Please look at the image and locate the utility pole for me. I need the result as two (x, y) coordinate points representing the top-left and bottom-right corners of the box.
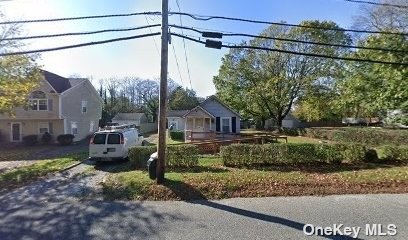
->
(157, 0), (169, 184)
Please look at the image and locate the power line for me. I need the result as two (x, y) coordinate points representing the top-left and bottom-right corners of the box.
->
(169, 12), (408, 36)
(169, 24), (407, 53)
(171, 40), (185, 87)
(3, 24), (161, 40)
(3, 9), (405, 37)
(171, 33), (408, 66)
(175, 0), (193, 90)
(0, 32), (160, 56)
(344, 0), (408, 9)
(0, 11), (161, 25)
(144, 16), (161, 57)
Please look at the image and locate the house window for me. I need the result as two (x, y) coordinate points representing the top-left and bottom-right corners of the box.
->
(81, 101), (88, 113)
(29, 91), (48, 111)
(71, 122), (78, 135)
(195, 118), (204, 129)
(221, 117), (231, 133)
(39, 122), (49, 134)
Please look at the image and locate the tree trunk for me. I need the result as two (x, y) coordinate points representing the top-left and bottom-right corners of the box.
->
(277, 117), (283, 128)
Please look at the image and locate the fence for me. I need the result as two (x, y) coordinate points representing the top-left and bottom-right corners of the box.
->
(140, 122), (158, 133)
(190, 135), (287, 154)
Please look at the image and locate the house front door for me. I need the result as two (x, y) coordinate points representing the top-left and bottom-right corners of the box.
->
(11, 123), (21, 142)
(169, 120), (178, 130)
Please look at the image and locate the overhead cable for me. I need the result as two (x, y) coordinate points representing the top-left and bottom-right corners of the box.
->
(0, 32), (160, 56)
(169, 12), (408, 36)
(171, 33), (408, 66)
(4, 24), (161, 40)
(0, 11), (161, 25)
(344, 0), (408, 9)
(169, 24), (407, 53)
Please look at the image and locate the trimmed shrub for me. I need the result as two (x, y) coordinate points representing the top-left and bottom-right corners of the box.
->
(129, 146), (157, 169)
(301, 128), (408, 146)
(129, 144), (199, 169)
(279, 128), (300, 136)
(169, 131), (184, 141)
(383, 145), (408, 162)
(57, 134), (75, 146)
(220, 143), (368, 167)
(167, 145), (198, 168)
(22, 135), (38, 146)
(315, 144), (343, 164)
(335, 143), (366, 164)
(41, 132), (52, 144)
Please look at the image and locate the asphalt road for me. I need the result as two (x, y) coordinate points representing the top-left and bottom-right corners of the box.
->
(0, 192), (406, 240)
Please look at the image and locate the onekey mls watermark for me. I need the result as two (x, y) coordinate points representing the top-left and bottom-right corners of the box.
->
(303, 224), (397, 238)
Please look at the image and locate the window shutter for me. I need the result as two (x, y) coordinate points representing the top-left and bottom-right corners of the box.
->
(216, 117), (220, 132)
(232, 117), (237, 133)
(48, 99), (53, 111)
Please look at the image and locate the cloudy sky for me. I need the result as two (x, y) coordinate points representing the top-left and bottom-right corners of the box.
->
(1, 0), (362, 97)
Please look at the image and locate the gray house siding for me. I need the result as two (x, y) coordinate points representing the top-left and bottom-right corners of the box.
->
(167, 117), (185, 131)
(61, 80), (102, 141)
(200, 99), (241, 133)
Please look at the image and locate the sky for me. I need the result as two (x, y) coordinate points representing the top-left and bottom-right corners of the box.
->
(0, 0), (363, 97)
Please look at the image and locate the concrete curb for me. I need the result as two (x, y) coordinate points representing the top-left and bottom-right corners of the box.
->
(58, 161), (83, 173)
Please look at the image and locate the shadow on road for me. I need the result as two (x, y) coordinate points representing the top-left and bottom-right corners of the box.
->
(164, 178), (361, 240)
(196, 200), (361, 240)
(0, 180), (184, 240)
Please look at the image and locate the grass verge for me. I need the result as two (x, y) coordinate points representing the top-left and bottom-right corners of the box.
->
(102, 156), (408, 201)
(0, 152), (87, 191)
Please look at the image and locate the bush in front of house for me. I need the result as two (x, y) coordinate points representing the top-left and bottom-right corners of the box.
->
(169, 130), (184, 141)
(129, 146), (157, 169)
(383, 145), (408, 162)
(22, 135), (38, 146)
(336, 143), (367, 164)
(302, 128), (335, 140)
(301, 128), (408, 146)
(279, 128), (300, 136)
(57, 134), (75, 146)
(167, 145), (199, 168)
(220, 143), (367, 167)
(129, 145), (199, 169)
(41, 132), (52, 144)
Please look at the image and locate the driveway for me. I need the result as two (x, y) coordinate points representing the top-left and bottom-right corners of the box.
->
(0, 140), (88, 173)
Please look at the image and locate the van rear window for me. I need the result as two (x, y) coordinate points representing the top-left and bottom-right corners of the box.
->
(107, 134), (121, 144)
(93, 134), (106, 144)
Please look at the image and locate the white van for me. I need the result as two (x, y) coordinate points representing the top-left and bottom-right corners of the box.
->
(89, 124), (144, 161)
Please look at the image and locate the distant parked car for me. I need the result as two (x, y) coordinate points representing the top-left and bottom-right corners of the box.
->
(89, 124), (143, 162)
(342, 118), (366, 125)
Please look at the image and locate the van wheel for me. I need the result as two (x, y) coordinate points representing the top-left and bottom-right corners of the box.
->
(123, 157), (130, 162)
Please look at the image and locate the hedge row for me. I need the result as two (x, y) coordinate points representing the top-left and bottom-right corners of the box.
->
(129, 145), (198, 169)
(21, 133), (74, 146)
(301, 128), (408, 146)
(169, 131), (184, 141)
(383, 145), (408, 162)
(220, 143), (367, 167)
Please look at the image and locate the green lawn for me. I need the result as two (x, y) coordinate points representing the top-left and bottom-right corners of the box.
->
(0, 152), (87, 191)
(102, 156), (408, 201)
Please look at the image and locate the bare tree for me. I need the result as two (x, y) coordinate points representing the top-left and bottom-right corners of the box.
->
(353, 0), (408, 32)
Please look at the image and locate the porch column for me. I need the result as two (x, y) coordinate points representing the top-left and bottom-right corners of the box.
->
(210, 118), (212, 131)
(184, 118), (187, 142)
